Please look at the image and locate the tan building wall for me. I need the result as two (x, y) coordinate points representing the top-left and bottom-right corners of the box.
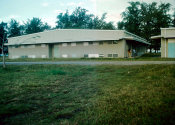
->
(8, 40), (147, 59)
(52, 40), (125, 58)
(8, 44), (49, 59)
(161, 28), (175, 38)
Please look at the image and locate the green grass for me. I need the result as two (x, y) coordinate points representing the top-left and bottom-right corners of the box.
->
(0, 64), (175, 124)
(1, 57), (175, 62)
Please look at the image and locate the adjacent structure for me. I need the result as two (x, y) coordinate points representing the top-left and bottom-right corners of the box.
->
(151, 28), (175, 58)
(6, 29), (149, 59)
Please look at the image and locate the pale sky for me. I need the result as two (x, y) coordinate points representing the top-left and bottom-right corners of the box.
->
(0, 0), (175, 27)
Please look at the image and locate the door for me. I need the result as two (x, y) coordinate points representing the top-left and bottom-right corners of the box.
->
(49, 44), (53, 58)
(54, 45), (59, 58)
(168, 42), (175, 58)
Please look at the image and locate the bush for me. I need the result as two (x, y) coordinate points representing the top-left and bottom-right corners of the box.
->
(141, 53), (161, 57)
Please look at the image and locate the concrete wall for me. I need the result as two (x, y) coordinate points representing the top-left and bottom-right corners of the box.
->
(8, 40), (148, 59)
(161, 28), (175, 38)
(52, 40), (125, 58)
(8, 44), (49, 59)
(161, 38), (168, 58)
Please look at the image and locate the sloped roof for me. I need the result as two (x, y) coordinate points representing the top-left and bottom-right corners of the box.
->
(6, 29), (149, 45)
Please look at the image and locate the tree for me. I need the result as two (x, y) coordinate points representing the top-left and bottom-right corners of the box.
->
(118, 2), (172, 53)
(92, 13), (115, 30)
(25, 17), (51, 34)
(172, 9), (175, 27)
(0, 22), (8, 68)
(56, 10), (71, 29)
(119, 2), (141, 35)
(8, 19), (21, 37)
(56, 7), (115, 30)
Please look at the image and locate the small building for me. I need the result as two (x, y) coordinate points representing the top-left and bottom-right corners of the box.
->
(6, 29), (149, 59)
(151, 28), (175, 58)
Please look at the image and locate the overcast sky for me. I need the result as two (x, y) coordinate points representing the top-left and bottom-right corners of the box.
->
(0, 0), (175, 27)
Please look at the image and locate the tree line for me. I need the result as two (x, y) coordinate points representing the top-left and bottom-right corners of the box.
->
(0, 2), (175, 52)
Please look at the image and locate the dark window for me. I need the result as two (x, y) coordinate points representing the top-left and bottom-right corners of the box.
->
(21, 55), (28, 58)
(99, 42), (103, 45)
(113, 54), (118, 58)
(99, 54), (104, 58)
(108, 41), (112, 44)
(108, 54), (112, 57)
(89, 41), (93, 44)
(84, 54), (88, 58)
(113, 41), (118, 44)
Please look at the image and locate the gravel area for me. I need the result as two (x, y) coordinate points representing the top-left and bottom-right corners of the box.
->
(0, 61), (175, 65)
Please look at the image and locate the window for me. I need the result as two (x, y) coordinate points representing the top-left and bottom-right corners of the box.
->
(108, 41), (112, 44)
(62, 54), (68, 58)
(62, 43), (67, 47)
(21, 55), (28, 58)
(84, 42), (89, 46)
(89, 41), (93, 45)
(113, 54), (118, 58)
(89, 54), (99, 58)
(28, 55), (36, 58)
(99, 42), (103, 45)
(41, 55), (47, 58)
(108, 54), (112, 57)
(99, 54), (104, 58)
(71, 43), (76, 46)
(84, 54), (88, 58)
(113, 41), (118, 44)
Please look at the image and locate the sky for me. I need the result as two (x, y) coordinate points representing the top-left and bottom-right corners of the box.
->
(0, 0), (175, 27)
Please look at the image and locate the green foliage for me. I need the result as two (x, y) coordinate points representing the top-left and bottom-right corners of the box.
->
(56, 7), (115, 30)
(0, 22), (7, 44)
(140, 53), (161, 57)
(8, 19), (21, 37)
(118, 2), (172, 52)
(172, 9), (175, 27)
(25, 17), (51, 34)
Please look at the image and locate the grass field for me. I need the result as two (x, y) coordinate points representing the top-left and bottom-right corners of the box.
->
(0, 64), (175, 124)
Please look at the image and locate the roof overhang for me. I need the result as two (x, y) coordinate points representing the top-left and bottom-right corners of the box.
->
(151, 35), (161, 40)
(151, 35), (175, 40)
(123, 37), (151, 45)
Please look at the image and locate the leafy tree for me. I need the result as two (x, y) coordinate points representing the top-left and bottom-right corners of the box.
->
(56, 10), (71, 29)
(25, 17), (51, 34)
(0, 22), (8, 48)
(56, 7), (115, 30)
(8, 19), (21, 37)
(118, 2), (172, 53)
(172, 9), (175, 27)
(120, 2), (141, 35)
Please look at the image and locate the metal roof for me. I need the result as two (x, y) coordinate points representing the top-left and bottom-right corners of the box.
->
(6, 29), (149, 45)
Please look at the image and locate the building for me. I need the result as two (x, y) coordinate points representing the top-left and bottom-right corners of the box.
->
(6, 29), (150, 59)
(151, 28), (175, 58)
